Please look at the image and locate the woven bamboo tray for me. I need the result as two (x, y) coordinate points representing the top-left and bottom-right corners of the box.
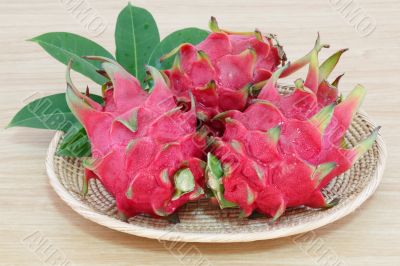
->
(45, 109), (386, 243)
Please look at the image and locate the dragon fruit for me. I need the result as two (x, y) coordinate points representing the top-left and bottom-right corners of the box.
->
(63, 23), (378, 221)
(65, 57), (206, 219)
(206, 43), (379, 219)
(160, 17), (285, 121)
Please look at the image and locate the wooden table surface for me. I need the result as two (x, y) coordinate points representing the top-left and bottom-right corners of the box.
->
(1, 0), (399, 265)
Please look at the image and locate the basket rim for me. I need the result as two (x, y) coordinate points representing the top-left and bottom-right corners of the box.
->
(45, 111), (387, 243)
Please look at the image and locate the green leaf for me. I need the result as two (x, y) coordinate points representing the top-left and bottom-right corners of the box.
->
(56, 123), (92, 157)
(8, 93), (103, 132)
(148, 27), (209, 69)
(59, 123), (86, 149)
(30, 32), (114, 84)
(115, 3), (160, 84)
(8, 93), (76, 131)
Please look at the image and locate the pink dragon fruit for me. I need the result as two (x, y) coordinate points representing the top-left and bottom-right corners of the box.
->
(206, 43), (379, 219)
(66, 57), (206, 219)
(160, 17), (285, 121)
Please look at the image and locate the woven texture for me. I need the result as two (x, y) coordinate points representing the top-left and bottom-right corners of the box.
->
(46, 85), (387, 242)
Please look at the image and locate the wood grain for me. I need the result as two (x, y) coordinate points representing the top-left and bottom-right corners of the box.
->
(0, 0), (399, 265)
